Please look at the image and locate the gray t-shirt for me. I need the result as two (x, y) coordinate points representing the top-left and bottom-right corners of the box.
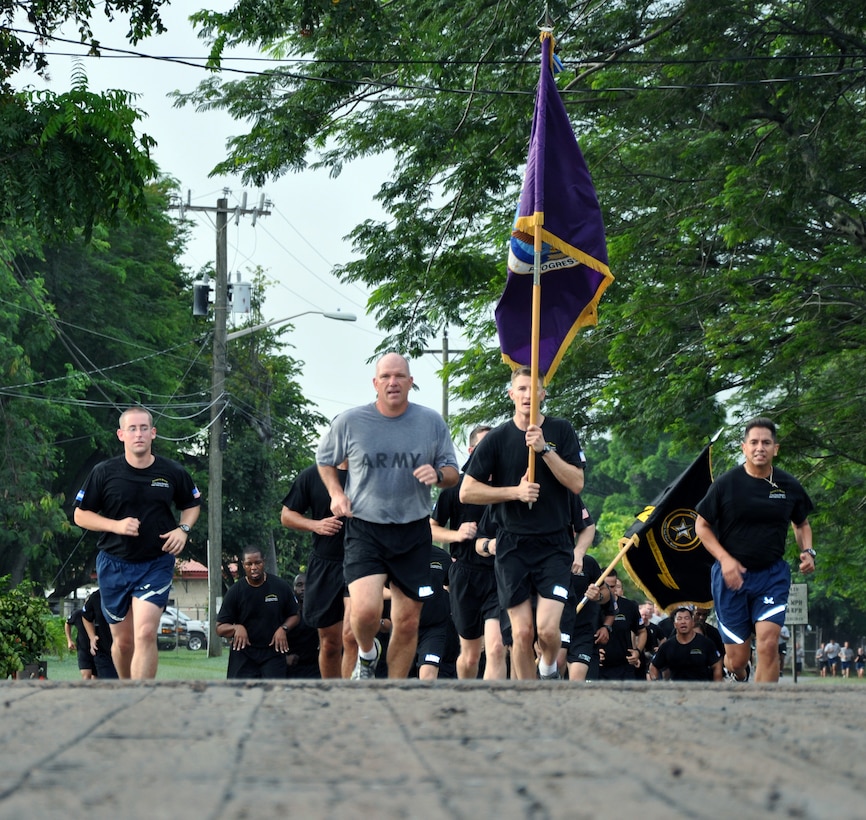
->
(317, 402), (458, 524)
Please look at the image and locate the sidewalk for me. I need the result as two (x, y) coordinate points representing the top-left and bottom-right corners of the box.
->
(1, 680), (863, 819)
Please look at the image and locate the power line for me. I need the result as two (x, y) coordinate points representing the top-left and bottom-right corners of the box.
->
(13, 27), (865, 97)
(16, 27), (865, 69)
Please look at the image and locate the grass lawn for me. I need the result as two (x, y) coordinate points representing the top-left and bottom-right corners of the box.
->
(42, 647), (230, 681)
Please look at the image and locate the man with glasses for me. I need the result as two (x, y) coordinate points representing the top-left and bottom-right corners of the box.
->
(216, 546), (300, 679)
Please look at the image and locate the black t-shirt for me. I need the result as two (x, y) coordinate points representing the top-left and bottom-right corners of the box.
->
(74, 454), (201, 562)
(82, 590), (113, 656)
(216, 575), (299, 648)
(66, 609), (90, 652)
(420, 546), (453, 628)
(651, 632), (721, 681)
(568, 554), (616, 631)
(569, 493), (594, 538)
(431, 475), (487, 565)
(604, 595), (645, 666)
(281, 465), (347, 561)
(644, 621), (666, 656)
(286, 608), (320, 666)
(696, 465), (813, 570)
(699, 621), (724, 658)
(469, 506), (497, 568)
(567, 497), (609, 630)
(465, 416), (584, 535)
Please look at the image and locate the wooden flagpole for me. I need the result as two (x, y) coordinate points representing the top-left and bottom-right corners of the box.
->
(527, 20), (555, 489)
(574, 533), (640, 615)
(527, 222), (543, 487)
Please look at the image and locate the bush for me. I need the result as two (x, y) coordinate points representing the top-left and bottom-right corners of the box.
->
(0, 576), (58, 678)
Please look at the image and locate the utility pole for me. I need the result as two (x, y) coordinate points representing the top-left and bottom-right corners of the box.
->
(423, 327), (467, 423)
(171, 190), (271, 657)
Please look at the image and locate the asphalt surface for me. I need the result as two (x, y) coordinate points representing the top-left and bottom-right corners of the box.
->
(1, 679), (863, 819)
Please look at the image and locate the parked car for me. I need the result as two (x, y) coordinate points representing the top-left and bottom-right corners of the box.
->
(157, 606), (208, 651)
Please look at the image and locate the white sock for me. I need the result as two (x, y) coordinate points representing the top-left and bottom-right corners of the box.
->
(538, 660), (557, 677)
(359, 644), (378, 661)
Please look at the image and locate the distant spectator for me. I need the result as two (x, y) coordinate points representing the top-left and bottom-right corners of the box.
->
(816, 643), (828, 677)
(824, 639), (840, 677)
(839, 641), (854, 679)
(854, 647), (865, 679)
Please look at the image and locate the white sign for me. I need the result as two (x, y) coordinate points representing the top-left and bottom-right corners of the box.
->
(786, 583), (809, 625)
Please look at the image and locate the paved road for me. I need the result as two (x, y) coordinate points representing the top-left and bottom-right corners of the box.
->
(1, 680), (863, 819)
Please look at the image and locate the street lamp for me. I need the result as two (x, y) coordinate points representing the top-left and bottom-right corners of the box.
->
(225, 310), (357, 341)
(206, 307), (357, 656)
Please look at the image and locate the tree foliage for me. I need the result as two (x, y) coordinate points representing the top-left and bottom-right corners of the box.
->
(1, 4), (325, 596)
(1, 182), (207, 591)
(181, 0), (866, 621)
(2, 1), (167, 239)
(1, 0), (169, 84)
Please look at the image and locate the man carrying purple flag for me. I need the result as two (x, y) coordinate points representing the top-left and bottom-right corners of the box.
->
(460, 366), (585, 680)
(496, 32), (613, 383)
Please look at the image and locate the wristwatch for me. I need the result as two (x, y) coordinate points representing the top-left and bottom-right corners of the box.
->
(540, 444), (553, 456)
(800, 548), (816, 558)
(281, 624), (291, 633)
(178, 523), (191, 534)
(435, 468), (444, 484)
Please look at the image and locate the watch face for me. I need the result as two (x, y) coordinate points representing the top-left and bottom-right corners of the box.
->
(179, 524), (190, 533)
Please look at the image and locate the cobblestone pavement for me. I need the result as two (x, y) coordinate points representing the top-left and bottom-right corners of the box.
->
(1, 680), (863, 819)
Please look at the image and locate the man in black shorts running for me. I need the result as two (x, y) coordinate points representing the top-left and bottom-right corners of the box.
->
(460, 366), (585, 680)
(65, 606), (96, 680)
(317, 353), (459, 680)
(281, 462), (358, 678)
(73, 407), (201, 679)
(430, 425), (506, 679)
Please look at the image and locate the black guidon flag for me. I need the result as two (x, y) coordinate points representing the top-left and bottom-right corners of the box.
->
(622, 439), (718, 613)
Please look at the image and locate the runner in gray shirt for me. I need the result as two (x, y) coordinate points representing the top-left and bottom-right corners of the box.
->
(317, 352), (458, 679)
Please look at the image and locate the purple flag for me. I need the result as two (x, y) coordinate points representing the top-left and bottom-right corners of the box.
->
(496, 34), (613, 383)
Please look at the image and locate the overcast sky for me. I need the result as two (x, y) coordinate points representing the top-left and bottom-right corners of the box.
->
(22, 2), (477, 449)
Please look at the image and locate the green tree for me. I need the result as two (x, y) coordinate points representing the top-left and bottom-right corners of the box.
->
(1, 1), (168, 82)
(2, 2), (170, 239)
(1, 182), (209, 592)
(0, 239), (75, 585)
